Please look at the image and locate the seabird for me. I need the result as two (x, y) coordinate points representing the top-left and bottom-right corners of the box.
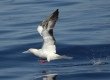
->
(23, 9), (72, 63)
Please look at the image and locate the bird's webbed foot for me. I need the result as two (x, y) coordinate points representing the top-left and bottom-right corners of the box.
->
(39, 59), (47, 63)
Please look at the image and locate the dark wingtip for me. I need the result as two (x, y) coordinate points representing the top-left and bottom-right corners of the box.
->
(55, 9), (59, 13)
(52, 9), (59, 17)
(56, 9), (59, 12)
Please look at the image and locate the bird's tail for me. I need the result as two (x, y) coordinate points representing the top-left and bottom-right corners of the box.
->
(47, 54), (73, 62)
(57, 55), (73, 60)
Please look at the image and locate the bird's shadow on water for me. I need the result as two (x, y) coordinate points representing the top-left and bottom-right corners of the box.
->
(32, 72), (57, 80)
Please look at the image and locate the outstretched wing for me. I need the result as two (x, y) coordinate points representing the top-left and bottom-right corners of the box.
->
(41, 25), (56, 54)
(37, 9), (59, 36)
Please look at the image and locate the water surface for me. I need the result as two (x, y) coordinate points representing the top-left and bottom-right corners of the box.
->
(0, 0), (110, 80)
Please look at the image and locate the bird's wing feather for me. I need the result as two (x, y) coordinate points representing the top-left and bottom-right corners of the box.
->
(41, 26), (56, 54)
(37, 9), (59, 36)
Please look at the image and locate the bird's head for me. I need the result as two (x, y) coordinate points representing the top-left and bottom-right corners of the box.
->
(23, 48), (39, 54)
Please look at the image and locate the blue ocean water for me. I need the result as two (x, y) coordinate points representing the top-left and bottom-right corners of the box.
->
(0, 0), (110, 80)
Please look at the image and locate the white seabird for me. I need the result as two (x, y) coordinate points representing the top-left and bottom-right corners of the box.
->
(23, 9), (72, 63)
